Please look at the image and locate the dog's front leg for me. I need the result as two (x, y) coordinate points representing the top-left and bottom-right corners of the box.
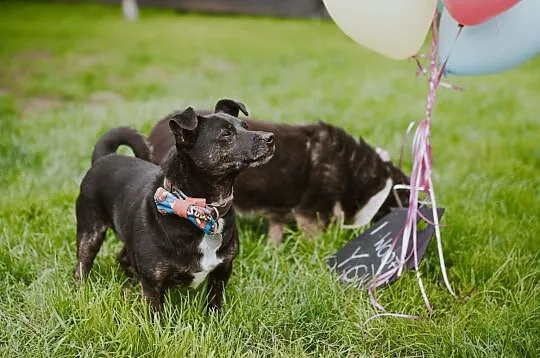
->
(294, 211), (323, 239)
(206, 261), (232, 312)
(117, 246), (137, 280)
(141, 277), (165, 312)
(266, 213), (294, 245)
(268, 220), (285, 245)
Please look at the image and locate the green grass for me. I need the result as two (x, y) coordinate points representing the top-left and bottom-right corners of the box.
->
(1, 1), (539, 356)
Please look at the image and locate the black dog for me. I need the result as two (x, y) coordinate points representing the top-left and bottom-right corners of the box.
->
(148, 116), (410, 244)
(74, 99), (275, 311)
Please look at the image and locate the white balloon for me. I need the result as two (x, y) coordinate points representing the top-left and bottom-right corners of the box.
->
(323, 0), (437, 60)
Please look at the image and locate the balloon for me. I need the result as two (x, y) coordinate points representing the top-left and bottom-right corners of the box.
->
(437, 0), (444, 13)
(322, 0), (437, 60)
(442, 0), (520, 26)
(438, 0), (540, 77)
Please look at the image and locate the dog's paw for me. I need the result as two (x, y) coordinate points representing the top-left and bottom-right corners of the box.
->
(206, 294), (224, 314)
(206, 304), (222, 315)
(73, 262), (87, 284)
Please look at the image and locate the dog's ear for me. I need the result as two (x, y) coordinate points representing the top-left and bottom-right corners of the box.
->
(169, 107), (198, 146)
(169, 107), (198, 131)
(214, 99), (249, 117)
(317, 119), (328, 126)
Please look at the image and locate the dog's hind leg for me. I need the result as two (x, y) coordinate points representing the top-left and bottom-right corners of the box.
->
(73, 198), (108, 281)
(74, 224), (107, 281)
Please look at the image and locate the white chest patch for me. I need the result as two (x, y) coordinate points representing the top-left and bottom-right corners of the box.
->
(344, 178), (393, 229)
(190, 218), (224, 288)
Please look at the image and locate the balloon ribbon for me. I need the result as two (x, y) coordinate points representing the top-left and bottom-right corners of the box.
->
(366, 11), (464, 318)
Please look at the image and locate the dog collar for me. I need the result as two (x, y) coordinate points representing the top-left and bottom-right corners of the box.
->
(163, 177), (233, 218)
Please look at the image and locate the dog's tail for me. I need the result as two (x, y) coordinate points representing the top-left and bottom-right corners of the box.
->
(91, 127), (152, 165)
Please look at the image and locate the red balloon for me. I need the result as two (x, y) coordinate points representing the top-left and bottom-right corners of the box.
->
(442, 0), (521, 26)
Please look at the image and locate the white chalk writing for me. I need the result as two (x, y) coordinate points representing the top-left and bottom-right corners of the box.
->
(336, 245), (369, 269)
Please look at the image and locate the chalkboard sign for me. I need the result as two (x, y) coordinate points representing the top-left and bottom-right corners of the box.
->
(328, 207), (445, 288)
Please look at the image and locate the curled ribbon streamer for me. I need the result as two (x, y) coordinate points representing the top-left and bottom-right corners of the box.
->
(360, 312), (421, 327)
(367, 10), (460, 319)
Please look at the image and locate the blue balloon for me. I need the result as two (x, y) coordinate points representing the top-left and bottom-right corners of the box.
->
(437, 0), (444, 13)
(438, 0), (540, 77)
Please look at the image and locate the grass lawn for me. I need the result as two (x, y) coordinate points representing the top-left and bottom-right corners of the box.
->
(1, 1), (539, 356)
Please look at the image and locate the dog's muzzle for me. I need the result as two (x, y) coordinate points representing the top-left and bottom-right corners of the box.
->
(247, 132), (275, 167)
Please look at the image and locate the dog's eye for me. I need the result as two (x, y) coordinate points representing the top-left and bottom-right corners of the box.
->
(241, 120), (248, 129)
(221, 128), (233, 137)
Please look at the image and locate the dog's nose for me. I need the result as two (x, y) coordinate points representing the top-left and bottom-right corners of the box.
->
(262, 133), (274, 145)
